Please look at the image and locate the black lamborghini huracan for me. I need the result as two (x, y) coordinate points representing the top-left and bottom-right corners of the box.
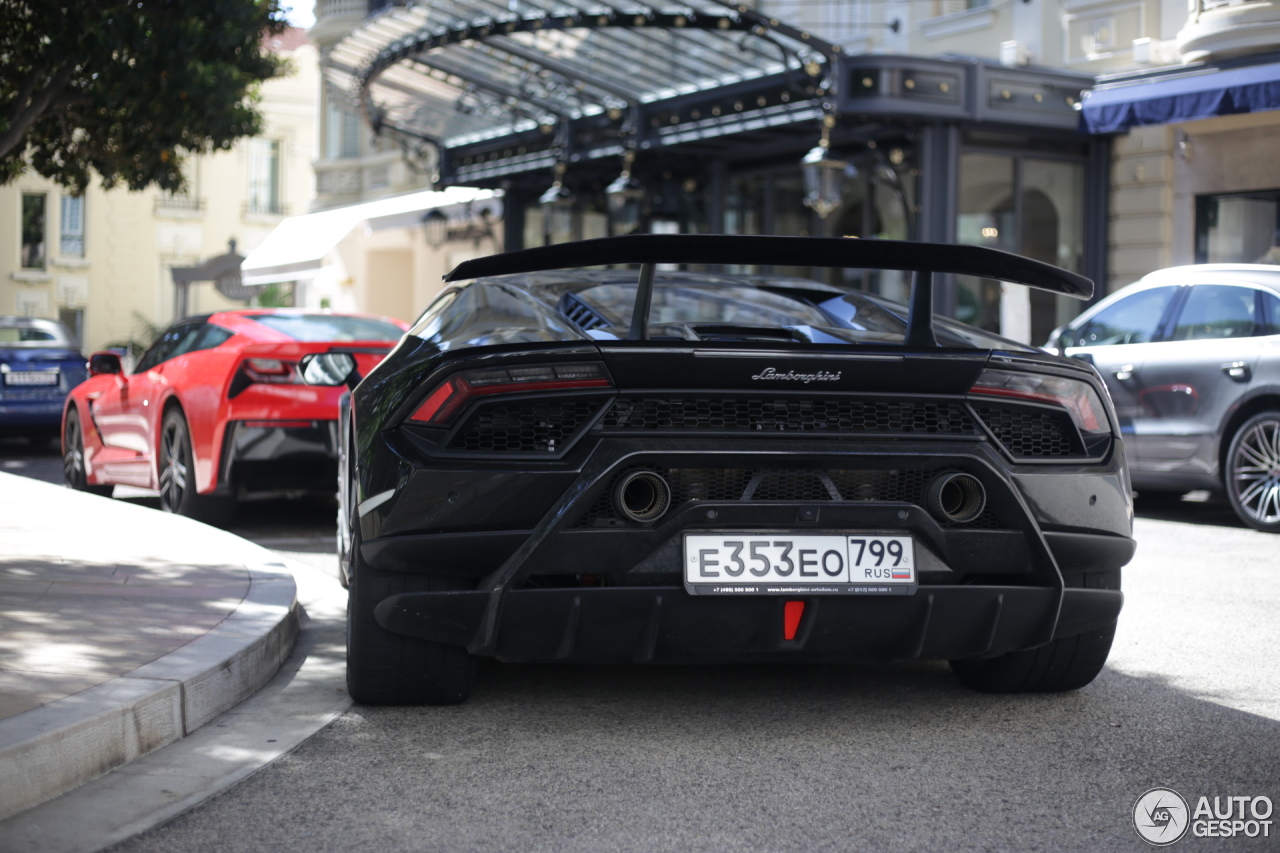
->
(337, 235), (1133, 705)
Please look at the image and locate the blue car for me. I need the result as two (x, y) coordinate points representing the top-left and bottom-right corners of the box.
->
(0, 317), (87, 442)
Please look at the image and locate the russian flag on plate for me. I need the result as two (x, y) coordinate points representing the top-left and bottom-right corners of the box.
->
(891, 567), (911, 580)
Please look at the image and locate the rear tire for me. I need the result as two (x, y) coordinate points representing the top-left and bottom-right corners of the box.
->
(346, 530), (475, 706)
(158, 409), (235, 527)
(1224, 411), (1280, 533)
(949, 569), (1120, 693)
(62, 408), (113, 497)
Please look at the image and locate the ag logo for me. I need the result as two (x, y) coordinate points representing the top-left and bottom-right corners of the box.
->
(1134, 787), (1190, 846)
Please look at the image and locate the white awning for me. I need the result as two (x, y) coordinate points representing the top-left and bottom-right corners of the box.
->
(240, 187), (501, 285)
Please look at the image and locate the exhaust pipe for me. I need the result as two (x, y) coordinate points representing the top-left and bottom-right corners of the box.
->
(926, 473), (986, 524)
(612, 470), (672, 523)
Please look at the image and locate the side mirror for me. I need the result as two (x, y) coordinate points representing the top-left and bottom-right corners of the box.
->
(299, 353), (357, 386)
(88, 351), (123, 377)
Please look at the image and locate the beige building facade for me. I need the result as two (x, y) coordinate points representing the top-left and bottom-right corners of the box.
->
(311, 0), (435, 211)
(762, 0), (1280, 293)
(1, 29), (319, 354)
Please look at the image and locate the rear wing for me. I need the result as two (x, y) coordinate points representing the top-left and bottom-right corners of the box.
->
(445, 235), (1094, 347)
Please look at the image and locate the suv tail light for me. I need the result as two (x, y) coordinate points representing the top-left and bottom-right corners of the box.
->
(409, 362), (612, 426)
(969, 368), (1110, 437)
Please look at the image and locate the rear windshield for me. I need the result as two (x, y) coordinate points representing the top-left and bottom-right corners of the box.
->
(0, 320), (74, 347)
(576, 283), (835, 329)
(251, 314), (403, 342)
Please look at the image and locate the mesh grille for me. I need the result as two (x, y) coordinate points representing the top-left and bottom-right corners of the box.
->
(449, 399), (602, 453)
(575, 466), (1003, 528)
(752, 472), (835, 502)
(600, 397), (976, 436)
(973, 403), (1078, 458)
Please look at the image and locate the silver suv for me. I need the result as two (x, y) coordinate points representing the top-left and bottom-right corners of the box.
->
(1047, 264), (1280, 532)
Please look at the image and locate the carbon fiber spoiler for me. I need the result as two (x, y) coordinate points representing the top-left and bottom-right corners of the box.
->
(445, 235), (1094, 347)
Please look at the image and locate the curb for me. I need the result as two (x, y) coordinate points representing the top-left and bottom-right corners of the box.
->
(0, 475), (299, 822)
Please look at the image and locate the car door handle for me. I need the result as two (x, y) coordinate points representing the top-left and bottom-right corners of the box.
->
(1114, 365), (1135, 381)
(1221, 362), (1252, 382)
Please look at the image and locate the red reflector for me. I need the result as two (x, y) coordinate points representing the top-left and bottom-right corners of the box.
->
(410, 379), (459, 424)
(783, 600), (805, 641)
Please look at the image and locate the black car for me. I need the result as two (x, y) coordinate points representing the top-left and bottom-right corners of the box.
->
(340, 235), (1133, 705)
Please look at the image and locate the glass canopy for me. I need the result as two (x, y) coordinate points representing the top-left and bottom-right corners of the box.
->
(325, 0), (837, 149)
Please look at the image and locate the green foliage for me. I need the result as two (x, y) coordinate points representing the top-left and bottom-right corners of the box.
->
(1, 0), (288, 194)
(104, 311), (165, 358)
(252, 282), (294, 308)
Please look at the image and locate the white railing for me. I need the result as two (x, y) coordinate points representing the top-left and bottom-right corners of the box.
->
(315, 0), (367, 22)
(1178, 0), (1280, 61)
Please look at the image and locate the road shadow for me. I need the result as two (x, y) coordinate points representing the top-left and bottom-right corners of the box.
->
(113, 654), (1280, 853)
(0, 437), (62, 486)
(1133, 490), (1247, 530)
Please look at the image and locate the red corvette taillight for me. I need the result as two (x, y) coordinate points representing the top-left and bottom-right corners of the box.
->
(228, 357), (302, 398)
(409, 362), (612, 426)
(969, 368), (1110, 437)
(243, 358), (299, 383)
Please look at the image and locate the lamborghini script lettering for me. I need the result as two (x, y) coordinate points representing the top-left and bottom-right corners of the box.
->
(751, 367), (843, 383)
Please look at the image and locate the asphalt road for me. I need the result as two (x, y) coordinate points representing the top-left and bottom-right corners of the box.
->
(4, 438), (1278, 852)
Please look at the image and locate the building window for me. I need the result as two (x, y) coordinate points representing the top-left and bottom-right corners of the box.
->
(326, 103), (361, 159)
(938, 0), (988, 14)
(824, 0), (867, 43)
(1196, 191), (1280, 264)
(157, 159), (205, 214)
(247, 139), (282, 215)
(21, 194), (46, 268)
(956, 151), (1086, 345)
(60, 195), (85, 257)
(59, 308), (85, 346)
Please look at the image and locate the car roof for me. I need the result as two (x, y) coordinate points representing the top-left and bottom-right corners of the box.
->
(1137, 264), (1280, 289)
(1069, 264), (1280, 328)
(187, 309), (408, 334)
(208, 308), (405, 322)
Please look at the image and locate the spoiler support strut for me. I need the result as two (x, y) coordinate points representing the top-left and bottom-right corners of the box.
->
(904, 269), (937, 347)
(629, 263), (655, 341)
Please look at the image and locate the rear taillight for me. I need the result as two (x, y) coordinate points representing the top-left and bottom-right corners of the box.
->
(244, 358), (298, 382)
(229, 357), (301, 397)
(969, 368), (1110, 437)
(409, 362), (612, 426)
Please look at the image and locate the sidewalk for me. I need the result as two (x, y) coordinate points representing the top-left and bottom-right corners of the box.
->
(0, 472), (297, 821)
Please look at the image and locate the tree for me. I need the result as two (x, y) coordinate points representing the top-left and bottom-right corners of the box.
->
(0, 0), (288, 194)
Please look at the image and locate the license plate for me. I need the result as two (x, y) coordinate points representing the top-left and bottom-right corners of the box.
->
(3, 371), (59, 386)
(684, 532), (916, 595)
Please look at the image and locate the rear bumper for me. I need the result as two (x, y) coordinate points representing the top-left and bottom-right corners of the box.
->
(220, 420), (339, 494)
(0, 398), (64, 431)
(374, 584), (1123, 663)
(359, 437), (1132, 661)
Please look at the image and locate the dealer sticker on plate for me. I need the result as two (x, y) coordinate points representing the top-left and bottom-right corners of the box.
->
(683, 532), (916, 595)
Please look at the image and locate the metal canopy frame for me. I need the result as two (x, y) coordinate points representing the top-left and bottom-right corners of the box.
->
(326, 0), (839, 154)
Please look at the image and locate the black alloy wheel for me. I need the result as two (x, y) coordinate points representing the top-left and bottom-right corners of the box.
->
(949, 568), (1120, 693)
(1225, 411), (1280, 533)
(158, 409), (234, 527)
(62, 408), (113, 497)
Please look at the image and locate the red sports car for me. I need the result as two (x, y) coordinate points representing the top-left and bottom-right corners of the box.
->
(62, 309), (408, 524)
